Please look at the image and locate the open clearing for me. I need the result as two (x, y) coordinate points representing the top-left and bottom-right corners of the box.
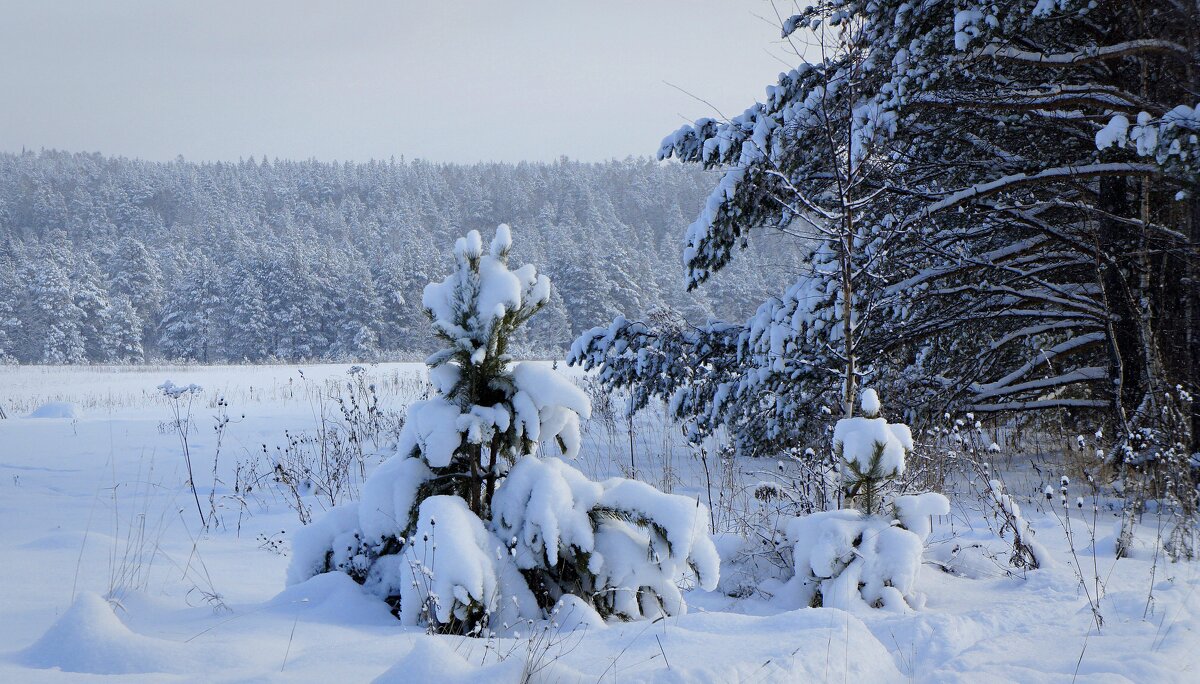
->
(1, 363), (1197, 682)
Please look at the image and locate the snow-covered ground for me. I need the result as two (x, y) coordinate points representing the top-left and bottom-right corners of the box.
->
(1, 364), (1197, 682)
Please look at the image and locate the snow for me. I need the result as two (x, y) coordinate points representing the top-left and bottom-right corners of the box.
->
(396, 397), (463, 467)
(421, 225), (552, 367)
(777, 511), (925, 611)
(1096, 114), (1130, 149)
(1, 363), (1199, 682)
(288, 503), (365, 585)
(833, 415), (911, 479)
(27, 401), (80, 419)
(511, 361), (592, 458)
(491, 455), (600, 568)
(893, 492), (951, 541)
(597, 478), (720, 591)
(373, 638), (523, 683)
(953, 10), (984, 51)
(397, 495), (503, 626)
(19, 592), (185, 675)
(860, 387), (881, 417)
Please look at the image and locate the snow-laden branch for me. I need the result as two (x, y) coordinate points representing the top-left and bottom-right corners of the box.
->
(978, 39), (1192, 66)
(913, 86), (1153, 114)
(918, 163), (1159, 218)
(927, 283), (1105, 317)
(971, 333), (1107, 398)
(887, 236), (1049, 294)
(966, 398), (1110, 412)
(971, 365), (1108, 401)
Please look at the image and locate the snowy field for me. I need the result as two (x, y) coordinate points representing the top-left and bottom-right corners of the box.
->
(1, 363), (1198, 682)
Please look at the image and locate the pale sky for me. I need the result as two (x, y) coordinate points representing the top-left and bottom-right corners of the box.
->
(0, 1), (799, 163)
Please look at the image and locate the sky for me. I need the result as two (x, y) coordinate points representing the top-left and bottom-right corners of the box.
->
(0, 1), (799, 164)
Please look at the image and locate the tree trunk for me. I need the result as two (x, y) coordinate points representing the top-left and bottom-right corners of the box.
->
(841, 229), (856, 420)
(468, 443), (482, 515)
(1187, 195), (1200, 455)
(1097, 175), (1142, 436)
(484, 433), (501, 516)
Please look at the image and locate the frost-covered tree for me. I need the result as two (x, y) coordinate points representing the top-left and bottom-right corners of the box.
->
(106, 236), (163, 348)
(398, 223), (571, 515)
(71, 254), (112, 362)
(0, 253), (20, 363)
(100, 294), (144, 363)
(17, 246), (86, 364)
(834, 389), (911, 514)
(222, 272), (270, 362)
(289, 226), (719, 634)
(158, 256), (223, 362)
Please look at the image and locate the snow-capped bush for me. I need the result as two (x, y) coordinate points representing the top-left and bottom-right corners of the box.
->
(767, 390), (948, 610)
(290, 225), (718, 633)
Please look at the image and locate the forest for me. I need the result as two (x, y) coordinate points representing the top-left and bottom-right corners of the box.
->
(0, 151), (799, 363)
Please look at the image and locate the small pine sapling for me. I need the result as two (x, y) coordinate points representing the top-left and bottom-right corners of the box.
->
(288, 226), (720, 635)
(774, 389), (948, 611)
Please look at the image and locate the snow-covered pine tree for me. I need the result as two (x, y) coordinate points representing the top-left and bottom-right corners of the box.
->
(158, 255), (223, 362)
(289, 226), (719, 634)
(106, 236), (164, 351)
(70, 253), (112, 362)
(222, 271), (270, 362)
(572, 11), (906, 455)
(100, 294), (145, 363)
(398, 223), (567, 517)
(0, 252), (20, 363)
(834, 389), (909, 514)
(18, 245), (86, 364)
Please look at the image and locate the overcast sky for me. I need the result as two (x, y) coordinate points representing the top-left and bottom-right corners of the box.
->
(0, 1), (798, 164)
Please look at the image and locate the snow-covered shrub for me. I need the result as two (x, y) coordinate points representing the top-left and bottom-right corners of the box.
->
(289, 226), (719, 634)
(769, 390), (948, 610)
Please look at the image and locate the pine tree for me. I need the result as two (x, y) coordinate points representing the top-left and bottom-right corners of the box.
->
(106, 236), (164, 351)
(158, 256), (223, 362)
(223, 272), (270, 362)
(289, 226), (719, 634)
(100, 295), (144, 363)
(19, 246), (86, 363)
(0, 253), (20, 363)
(70, 254), (112, 362)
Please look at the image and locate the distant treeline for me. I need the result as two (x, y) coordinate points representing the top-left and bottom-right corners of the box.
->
(0, 150), (801, 363)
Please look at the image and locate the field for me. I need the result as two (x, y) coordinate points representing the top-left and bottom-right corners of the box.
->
(0, 363), (1197, 682)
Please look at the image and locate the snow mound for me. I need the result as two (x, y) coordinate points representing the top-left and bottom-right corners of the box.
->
(552, 594), (606, 633)
(859, 387), (881, 417)
(269, 572), (396, 625)
(397, 495), (504, 626)
(372, 637), (525, 684)
(894, 492), (951, 541)
(372, 638), (477, 682)
(20, 592), (182, 675)
(27, 401), (80, 419)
